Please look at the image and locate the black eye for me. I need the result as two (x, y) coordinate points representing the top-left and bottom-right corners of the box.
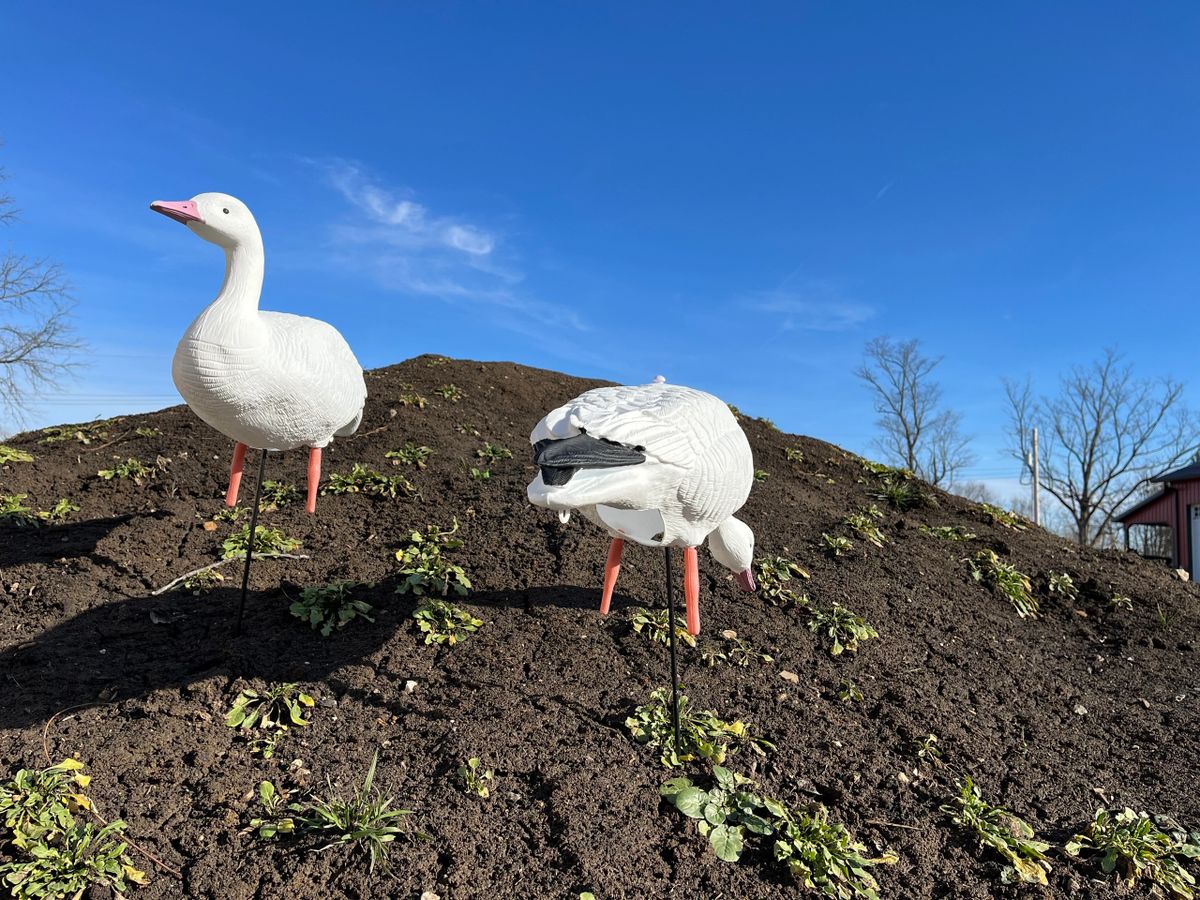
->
(222, 208), (229, 214)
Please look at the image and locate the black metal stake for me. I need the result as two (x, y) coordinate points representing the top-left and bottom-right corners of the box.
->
(234, 449), (268, 636)
(664, 546), (682, 751)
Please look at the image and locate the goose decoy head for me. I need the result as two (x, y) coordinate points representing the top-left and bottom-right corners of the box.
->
(150, 192), (260, 250)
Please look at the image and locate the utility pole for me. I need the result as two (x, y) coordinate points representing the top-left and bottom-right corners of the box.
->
(1031, 427), (1041, 527)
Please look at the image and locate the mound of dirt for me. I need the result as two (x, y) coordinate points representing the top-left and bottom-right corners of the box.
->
(0, 354), (1197, 899)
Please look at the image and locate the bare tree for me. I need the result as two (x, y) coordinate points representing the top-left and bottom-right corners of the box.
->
(1004, 348), (1195, 547)
(952, 481), (997, 504)
(0, 161), (77, 427)
(855, 337), (973, 485)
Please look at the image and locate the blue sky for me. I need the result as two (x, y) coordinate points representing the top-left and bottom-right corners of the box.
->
(3, 2), (1199, 498)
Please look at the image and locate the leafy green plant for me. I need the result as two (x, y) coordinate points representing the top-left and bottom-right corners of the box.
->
(837, 679), (863, 703)
(97, 457), (152, 483)
(753, 469), (769, 482)
(979, 503), (1029, 530)
(458, 758), (493, 798)
(251, 752), (417, 873)
(412, 598), (483, 646)
(221, 524), (301, 560)
(434, 384), (463, 402)
(0, 445), (33, 464)
(860, 458), (911, 479)
(469, 467), (491, 481)
(785, 447), (805, 463)
(225, 683), (315, 758)
(398, 391), (428, 409)
(213, 505), (248, 523)
(1048, 572), (1079, 602)
(920, 524), (977, 541)
(39, 419), (117, 446)
(477, 442), (512, 463)
(323, 463), (415, 499)
(385, 443), (434, 469)
(968, 549), (1037, 619)
(0, 494), (37, 527)
(183, 569), (224, 594)
(394, 520), (471, 597)
(259, 480), (299, 510)
(754, 554), (810, 607)
(821, 533), (854, 556)
(0, 758), (147, 897)
(290, 581), (374, 637)
(914, 734), (941, 762)
(1110, 594), (1134, 612)
(941, 778), (1050, 885)
(843, 506), (887, 548)
(0, 819), (147, 899)
(875, 472), (934, 510)
(626, 688), (774, 767)
(723, 634), (773, 667)
(630, 607), (697, 648)
(1065, 807), (1200, 898)
(808, 604), (878, 656)
(133, 426), (160, 438)
(0, 758), (92, 851)
(36, 499), (79, 524)
(660, 767), (895, 895)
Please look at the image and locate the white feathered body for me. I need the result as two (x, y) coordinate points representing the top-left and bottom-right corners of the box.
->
(528, 383), (753, 548)
(173, 307), (366, 452)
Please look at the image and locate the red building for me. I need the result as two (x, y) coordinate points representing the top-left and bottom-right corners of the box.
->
(1115, 463), (1200, 577)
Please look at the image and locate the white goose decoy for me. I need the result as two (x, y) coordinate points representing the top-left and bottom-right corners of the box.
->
(150, 193), (367, 513)
(527, 380), (757, 635)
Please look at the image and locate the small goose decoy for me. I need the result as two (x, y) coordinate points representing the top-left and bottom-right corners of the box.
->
(150, 193), (367, 514)
(527, 379), (757, 635)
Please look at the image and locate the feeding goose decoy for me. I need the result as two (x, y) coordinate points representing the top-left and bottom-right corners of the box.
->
(527, 379), (757, 636)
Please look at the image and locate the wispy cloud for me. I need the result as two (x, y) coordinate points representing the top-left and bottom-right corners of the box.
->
(744, 282), (875, 332)
(316, 160), (585, 332)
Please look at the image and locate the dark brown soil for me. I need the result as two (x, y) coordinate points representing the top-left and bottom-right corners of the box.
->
(0, 355), (1197, 899)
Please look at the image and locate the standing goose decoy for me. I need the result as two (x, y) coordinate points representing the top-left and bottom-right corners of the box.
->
(150, 193), (367, 515)
(527, 380), (757, 636)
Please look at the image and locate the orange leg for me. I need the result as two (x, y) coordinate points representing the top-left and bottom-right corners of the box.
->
(684, 546), (700, 635)
(600, 538), (624, 615)
(226, 442), (248, 507)
(306, 447), (322, 514)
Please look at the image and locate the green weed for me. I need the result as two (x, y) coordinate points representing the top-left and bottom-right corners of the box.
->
(225, 683), (315, 759)
(250, 752), (417, 874)
(434, 384), (463, 402)
(290, 581), (374, 637)
(458, 758), (493, 798)
(821, 533), (854, 557)
(968, 549), (1037, 619)
(754, 469), (769, 482)
(843, 506), (888, 548)
(626, 688), (774, 768)
(39, 419), (118, 446)
(385, 443), (434, 469)
(1065, 807), (1200, 897)
(980, 503), (1029, 531)
(394, 520), (471, 597)
(469, 467), (491, 481)
(260, 480), (299, 510)
(875, 472), (934, 510)
(837, 679), (863, 703)
(754, 555), (810, 607)
(411, 598), (483, 646)
(0, 495), (37, 527)
(133, 426), (160, 438)
(941, 778), (1050, 885)
(183, 569), (224, 594)
(660, 766), (895, 895)
(97, 457), (152, 483)
(221, 525), (301, 560)
(1048, 572), (1079, 602)
(323, 463), (415, 499)
(476, 442), (512, 463)
(785, 447), (805, 463)
(920, 524), (977, 541)
(0, 446), (33, 464)
(808, 604), (878, 656)
(631, 607), (697, 648)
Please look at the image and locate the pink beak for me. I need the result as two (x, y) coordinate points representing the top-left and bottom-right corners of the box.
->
(150, 200), (204, 225)
(735, 568), (757, 592)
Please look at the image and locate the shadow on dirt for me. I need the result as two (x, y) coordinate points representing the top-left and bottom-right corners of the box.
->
(0, 579), (632, 731)
(0, 510), (172, 568)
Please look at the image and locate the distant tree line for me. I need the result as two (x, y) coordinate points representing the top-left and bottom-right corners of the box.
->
(857, 338), (1195, 549)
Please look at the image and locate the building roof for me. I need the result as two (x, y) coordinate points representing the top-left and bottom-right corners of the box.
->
(1152, 463), (1200, 483)
(1115, 488), (1173, 524)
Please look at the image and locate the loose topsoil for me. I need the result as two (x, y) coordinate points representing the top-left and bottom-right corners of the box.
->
(1, 355), (1197, 899)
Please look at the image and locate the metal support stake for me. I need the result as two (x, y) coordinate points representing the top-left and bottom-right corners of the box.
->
(664, 547), (682, 751)
(234, 449), (268, 636)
